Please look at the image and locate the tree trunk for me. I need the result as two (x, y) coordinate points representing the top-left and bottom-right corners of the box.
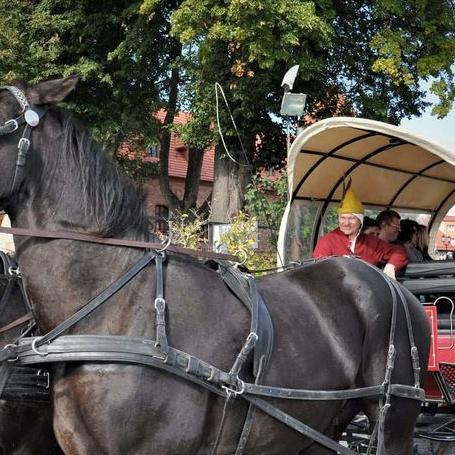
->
(209, 146), (252, 224)
(183, 147), (204, 211)
(159, 59), (183, 211)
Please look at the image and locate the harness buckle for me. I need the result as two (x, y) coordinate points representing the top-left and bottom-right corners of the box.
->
(37, 369), (50, 389)
(4, 119), (18, 132)
(7, 266), (21, 278)
(17, 137), (30, 155)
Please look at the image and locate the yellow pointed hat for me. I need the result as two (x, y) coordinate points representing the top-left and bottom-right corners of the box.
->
(337, 188), (364, 215)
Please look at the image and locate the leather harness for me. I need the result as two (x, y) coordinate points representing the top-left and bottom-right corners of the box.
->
(0, 85), (425, 454)
(0, 251), (50, 401)
(0, 247), (425, 455)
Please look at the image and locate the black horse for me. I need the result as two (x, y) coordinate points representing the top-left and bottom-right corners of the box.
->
(0, 253), (62, 455)
(0, 77), (430, 454)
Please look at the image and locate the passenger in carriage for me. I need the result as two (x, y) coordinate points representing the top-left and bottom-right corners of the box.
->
(397, 219), (423, 262)
(312, 188), (408, 279)
(416, 224), (432, 260)
(376, 209), (401, 243)
(361, 216), (380, 237)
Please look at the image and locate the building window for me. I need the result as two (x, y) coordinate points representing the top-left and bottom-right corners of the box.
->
(155, 205), (169, 234)
(148, 145), (160, 158)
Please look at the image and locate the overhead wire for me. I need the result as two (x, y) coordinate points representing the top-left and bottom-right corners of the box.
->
(214, 82), (286, 269)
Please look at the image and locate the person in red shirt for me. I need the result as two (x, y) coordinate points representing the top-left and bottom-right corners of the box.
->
(313, 187), (408, 279)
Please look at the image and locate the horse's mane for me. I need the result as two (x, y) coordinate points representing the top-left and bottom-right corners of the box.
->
(38, 107), (152, 239)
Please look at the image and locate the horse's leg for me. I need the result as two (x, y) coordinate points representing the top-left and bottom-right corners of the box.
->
(381, 397), (421, 455)
(364, 397), (420, 455)
(295, 401), (361, 454)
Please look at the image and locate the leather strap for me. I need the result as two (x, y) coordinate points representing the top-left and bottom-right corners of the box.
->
(0, 312), (33, 334)
(35, 251), (157, 348)
(0, 226), (238, 261)
(2, 334), (424, 455)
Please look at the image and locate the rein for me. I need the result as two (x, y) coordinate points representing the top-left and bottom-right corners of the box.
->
(0, 225), (238, 261)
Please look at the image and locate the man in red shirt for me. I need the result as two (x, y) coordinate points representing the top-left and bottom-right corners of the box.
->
(313, 187), (408, 279)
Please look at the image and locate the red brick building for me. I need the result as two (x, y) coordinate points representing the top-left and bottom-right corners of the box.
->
(436, 215), (455, 253)
(140, 111), (215, 227)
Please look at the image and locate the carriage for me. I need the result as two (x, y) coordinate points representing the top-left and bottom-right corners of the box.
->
(0, 78), (439, 454)
(276, 116), (455, 448)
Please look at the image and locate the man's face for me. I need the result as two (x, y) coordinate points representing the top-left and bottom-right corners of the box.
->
(338, 214), (361, 236)
(381, 216), (401, 242)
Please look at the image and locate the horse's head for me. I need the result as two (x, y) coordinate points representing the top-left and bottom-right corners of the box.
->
(0, 76), (78, 208)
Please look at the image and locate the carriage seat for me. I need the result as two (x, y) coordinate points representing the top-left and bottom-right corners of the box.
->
(398, 260), (455, 295)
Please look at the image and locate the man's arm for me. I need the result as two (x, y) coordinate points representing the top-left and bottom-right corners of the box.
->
(375, 241), (408, 279)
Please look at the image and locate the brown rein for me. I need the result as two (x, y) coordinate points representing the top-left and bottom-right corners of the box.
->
(0, 312), (33, 335)
(0, 226), (238, 261)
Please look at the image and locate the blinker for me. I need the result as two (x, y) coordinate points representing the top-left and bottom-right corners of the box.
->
(24, 109), (40, 127)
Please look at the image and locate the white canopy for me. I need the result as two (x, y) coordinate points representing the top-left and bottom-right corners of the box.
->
(277, 117), (455, 264)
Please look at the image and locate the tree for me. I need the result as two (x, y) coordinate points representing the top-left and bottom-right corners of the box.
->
(2, 1), (454, 221)
(0, 0), (169, 150)
(153, 0), (455, 220)
(0, 0), (212, 212)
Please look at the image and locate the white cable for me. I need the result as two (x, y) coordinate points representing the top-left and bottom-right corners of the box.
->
(214, 82), (250, 167)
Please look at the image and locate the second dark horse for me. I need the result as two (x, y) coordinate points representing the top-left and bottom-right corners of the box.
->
(0, 252), (62, 454)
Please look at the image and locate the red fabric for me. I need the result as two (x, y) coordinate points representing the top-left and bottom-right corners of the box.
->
(313, 228), (408, 270)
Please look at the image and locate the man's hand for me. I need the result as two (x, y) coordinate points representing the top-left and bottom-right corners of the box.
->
(383, 263), (396, 280)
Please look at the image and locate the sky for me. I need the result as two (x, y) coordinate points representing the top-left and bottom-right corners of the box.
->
(400, 102), (455, 149)
(399, 76), (455, 149)
(399, 77), (455, 215)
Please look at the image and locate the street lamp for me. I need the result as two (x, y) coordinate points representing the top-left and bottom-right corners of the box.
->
(280, 65), (307, 153)
(442, 234), (453, 258)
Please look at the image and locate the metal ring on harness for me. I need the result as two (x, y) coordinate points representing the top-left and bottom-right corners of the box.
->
(3, 343), (18, 362)
(234, 250), (248, 267)
(31, 337), (48, 357)
(222, 377), (245, 397)
(157, 237), (171, 253)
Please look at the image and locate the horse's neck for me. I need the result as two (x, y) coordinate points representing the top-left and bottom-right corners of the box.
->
(15, 237), (154, 334)
(11, 196), (152, 332)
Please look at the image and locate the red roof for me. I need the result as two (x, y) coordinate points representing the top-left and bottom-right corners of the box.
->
(147, 110), (214, 182)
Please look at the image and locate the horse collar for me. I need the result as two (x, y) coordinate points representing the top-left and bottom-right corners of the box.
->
(0, 85), (47, 197)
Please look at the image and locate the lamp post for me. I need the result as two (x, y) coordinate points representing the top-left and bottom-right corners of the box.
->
(280, 65), (307, 153)
(442, 234), (453, 258)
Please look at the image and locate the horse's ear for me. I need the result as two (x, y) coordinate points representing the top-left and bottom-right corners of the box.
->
(27, 75), (79, 105)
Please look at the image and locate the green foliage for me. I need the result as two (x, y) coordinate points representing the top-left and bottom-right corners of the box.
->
(219, 212), (276, 272)
(0, 0), (174, 151)
(1, 0), (454, 218)
(165, 212), (208, 249)
(323, 208), (339, 234)
(244, 172), (288, 247)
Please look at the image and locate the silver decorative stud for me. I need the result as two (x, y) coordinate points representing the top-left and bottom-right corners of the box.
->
(24, 109), (40, 127)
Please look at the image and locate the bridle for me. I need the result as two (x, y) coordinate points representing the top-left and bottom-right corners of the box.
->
(0, 85), (46, 196)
